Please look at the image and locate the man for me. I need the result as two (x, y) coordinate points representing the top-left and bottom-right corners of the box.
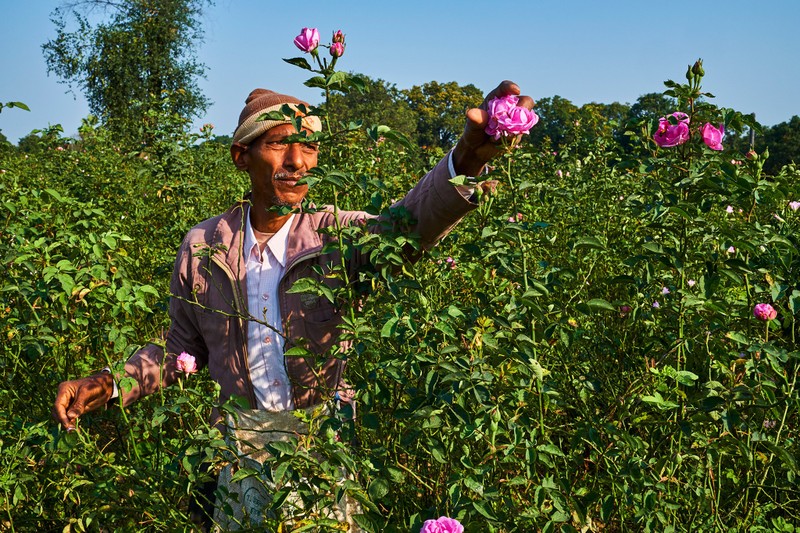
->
(52, 81), (533, 526)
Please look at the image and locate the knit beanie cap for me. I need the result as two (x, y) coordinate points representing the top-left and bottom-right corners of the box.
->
(232, 88), (322, 145)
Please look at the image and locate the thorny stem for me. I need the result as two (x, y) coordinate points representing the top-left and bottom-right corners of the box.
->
(502, 143), (529, 291)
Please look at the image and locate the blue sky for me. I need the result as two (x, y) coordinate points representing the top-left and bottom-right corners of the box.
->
(1, 1), (798, 143)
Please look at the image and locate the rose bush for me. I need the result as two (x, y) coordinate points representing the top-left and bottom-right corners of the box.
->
(1, 44), (798, 533)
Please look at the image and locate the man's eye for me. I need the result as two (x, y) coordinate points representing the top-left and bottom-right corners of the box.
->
(302, 143), (319, 152)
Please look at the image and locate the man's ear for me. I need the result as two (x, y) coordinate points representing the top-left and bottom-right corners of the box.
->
(230, 143), (249, 171)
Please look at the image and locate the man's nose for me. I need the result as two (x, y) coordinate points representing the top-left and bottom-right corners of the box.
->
(283, 143), (304, 171)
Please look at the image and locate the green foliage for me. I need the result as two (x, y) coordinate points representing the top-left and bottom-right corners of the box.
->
(2, 57), (800, 531)
(42, 0), (211, 149)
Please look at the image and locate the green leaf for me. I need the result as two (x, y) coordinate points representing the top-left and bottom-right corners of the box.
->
(284, 346), (312, 357)
(573, 236), (605, 251)
(256, 110), (290, 122)
(726, 331), (749, 345)
(761, 442), (799, 473)
(326, 70), (347, 87)
(45, 188), (64, 202)
(304, 76), (327, 89)
(434, 320), (456, 339)
(229, 467), (259, 483)
(642, 242), (664, 254)
(380, 317), (399, 338)
(282, 57), (313, 70)
(537, 443), (565, 457)
(368, 477), (390, 500)
(430, 445), (446, 464)
(586, 298), (616, 312)
(472, 500), (497, 520)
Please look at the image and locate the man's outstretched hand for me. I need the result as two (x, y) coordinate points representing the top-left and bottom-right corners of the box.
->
(52, 373), (114, 430)
(452, 80), (535, 177)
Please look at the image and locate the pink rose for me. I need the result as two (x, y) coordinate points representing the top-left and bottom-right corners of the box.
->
(332, 29), (345, 43)
(176, 352), (198, 375)
(700, 123), (724, 150)
(420, 516), (464, 533)
(330, 42), (345, 58)
(485, 94), (539, 140)
(293, 27), (320, 53)
(653, 112), (690, 148)
(753, 303), (777, 321)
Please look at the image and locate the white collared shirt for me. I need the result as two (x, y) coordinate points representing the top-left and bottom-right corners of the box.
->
(243, 209), (295, 411)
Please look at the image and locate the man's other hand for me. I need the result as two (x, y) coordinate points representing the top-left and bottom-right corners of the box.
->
(52, 373), (114, 430)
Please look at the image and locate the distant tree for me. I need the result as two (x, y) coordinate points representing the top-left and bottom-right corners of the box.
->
(403, 81), (483, 148)
(528, 95), (581, 150)
(17, 125), (66, 153)
(210, 134), (233, 146)
(17, 133), (45, 153)
(42, 0), (210, 148)
(626, 92), (677, 123)
(324, 74), (417, 138)
(758, 116), (800, 174)
(0, 101), (30, 147)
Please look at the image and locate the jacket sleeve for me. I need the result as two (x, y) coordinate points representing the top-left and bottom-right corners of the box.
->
(389, 153), (477, 250)
(121, 234), (208, 406)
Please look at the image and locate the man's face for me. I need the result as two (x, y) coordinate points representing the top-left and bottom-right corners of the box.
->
(231, 123), (319, 209)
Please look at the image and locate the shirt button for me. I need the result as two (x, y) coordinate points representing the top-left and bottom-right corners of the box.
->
(263, 337), (272, 344)
(272, 379), (281, 387)
(261, 293), (269, 301)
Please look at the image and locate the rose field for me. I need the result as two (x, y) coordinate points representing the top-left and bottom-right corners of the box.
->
(2, 50), (800, 532)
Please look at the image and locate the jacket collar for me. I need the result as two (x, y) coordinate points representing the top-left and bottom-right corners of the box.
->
(211, 196), (326, 278)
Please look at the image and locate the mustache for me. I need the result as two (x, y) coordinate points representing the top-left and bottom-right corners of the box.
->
(274, 172), (307, 182)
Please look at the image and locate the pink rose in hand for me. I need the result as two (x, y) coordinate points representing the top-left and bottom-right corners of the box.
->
(485, 94), (539, 140)
(653, 112), (690, 148)
(420, 516), (464, 533)
(293, 27), (320, 53)
(176, 352), (198, 375)
(753, 303), (777, 321)
(700, 123), (725, 150)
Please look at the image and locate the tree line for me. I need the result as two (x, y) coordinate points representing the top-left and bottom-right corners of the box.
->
(0, 0), (797, 175)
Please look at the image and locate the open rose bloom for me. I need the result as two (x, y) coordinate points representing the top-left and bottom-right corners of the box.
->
(753, 303), (777, 321)
(485, 94), (539, 140)
(653, 112), (690, 147)
(420, 516), (464, 533)
(700, 123), (725, 150)
(176, 352), (198, 374)
(293, 27), (320, 53)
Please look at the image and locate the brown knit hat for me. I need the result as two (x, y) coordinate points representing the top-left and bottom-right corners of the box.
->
(232, 89), (322, 145)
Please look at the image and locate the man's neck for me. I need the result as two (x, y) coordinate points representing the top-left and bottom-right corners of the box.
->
(249, 205), (294, 235)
